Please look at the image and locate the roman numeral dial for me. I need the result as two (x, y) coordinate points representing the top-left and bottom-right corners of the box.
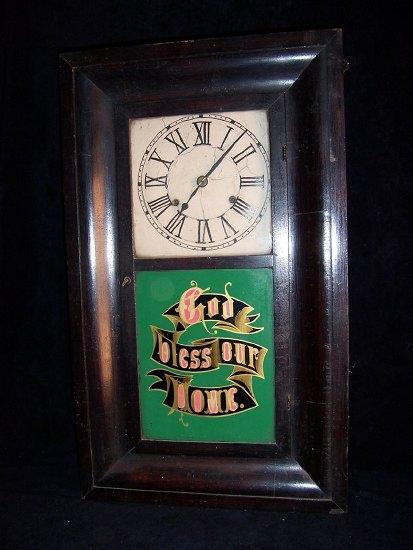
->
(193, 121), (211, 145)
(148, 194), (171, 217)
(231, 144), (256, 165)
(240, 175), (264, 187)
(220, 215), (237, 238)
(145, 174), (167, 188)
(165, 212), (186, 237)
(231, 197), (255, 219)
(149, 149), (172, 169)
(135, 112), (270, 254)
(164, 128), (188, 154)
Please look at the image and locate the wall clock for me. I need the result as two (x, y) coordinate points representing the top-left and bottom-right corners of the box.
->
(61, 29), (348, 511)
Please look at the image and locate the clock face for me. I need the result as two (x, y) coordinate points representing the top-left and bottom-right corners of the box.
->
(130, 110), (272, 258)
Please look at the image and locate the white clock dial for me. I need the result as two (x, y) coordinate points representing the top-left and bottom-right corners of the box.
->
(130, 110), (272, 258)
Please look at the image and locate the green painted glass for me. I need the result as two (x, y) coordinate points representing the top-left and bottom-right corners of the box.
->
(135, 268), (275, 443)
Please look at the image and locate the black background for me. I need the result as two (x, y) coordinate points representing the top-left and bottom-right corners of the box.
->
(1, 1), (411, 548)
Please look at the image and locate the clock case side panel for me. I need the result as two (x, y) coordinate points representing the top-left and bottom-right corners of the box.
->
(326, 30), (349, 510)
(285, 31), (348, 509)
(60, 63), (140, 496)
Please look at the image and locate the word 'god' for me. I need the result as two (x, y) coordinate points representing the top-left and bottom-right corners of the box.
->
(178, 285), (234, 325)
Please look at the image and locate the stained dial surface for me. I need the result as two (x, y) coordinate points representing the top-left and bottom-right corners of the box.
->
(131, 111), (272, 258)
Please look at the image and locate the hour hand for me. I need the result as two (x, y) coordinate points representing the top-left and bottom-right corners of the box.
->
(180, 175), (209, 212)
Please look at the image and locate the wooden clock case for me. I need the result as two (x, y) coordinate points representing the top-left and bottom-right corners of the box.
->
(60, 29), (348, 512)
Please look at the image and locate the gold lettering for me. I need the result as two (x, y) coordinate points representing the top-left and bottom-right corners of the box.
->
(234, 342), (246, 365)
(226, 387), (238, 412)
(205, 389), (220, 414)
(222, 297), (234, 319)
(207, 297), (220, 318)
(178, 348), (189, 369)
(189, 349), (200, 369)
(170, 377), (191, 412)
(178, 287), (204, 325)
(200, 347), (211, 369)
(248, 346), (259, 368)
(222, 341), (232, 362)
(191, 389), (205, 413)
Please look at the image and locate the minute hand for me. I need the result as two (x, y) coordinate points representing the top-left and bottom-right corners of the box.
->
(204, 130), (247, 178)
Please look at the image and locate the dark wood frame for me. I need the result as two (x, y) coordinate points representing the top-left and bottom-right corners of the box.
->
(60, 29), (348, 512)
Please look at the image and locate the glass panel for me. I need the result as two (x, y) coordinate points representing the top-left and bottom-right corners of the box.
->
(130, 111), (272, 258)
(135, 268), (276, 443)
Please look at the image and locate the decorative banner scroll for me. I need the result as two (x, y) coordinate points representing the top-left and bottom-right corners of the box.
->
(149, 371), (257, 416)
(162, 281), (263, 334)
(148, 281), (268, 417)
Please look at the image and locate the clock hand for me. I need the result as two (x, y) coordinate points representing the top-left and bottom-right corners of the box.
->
(179, 130), (246, 213)
(179, 174), (211, 212)
(180, 185), (200, 212)
(204, 130), (246, 178)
